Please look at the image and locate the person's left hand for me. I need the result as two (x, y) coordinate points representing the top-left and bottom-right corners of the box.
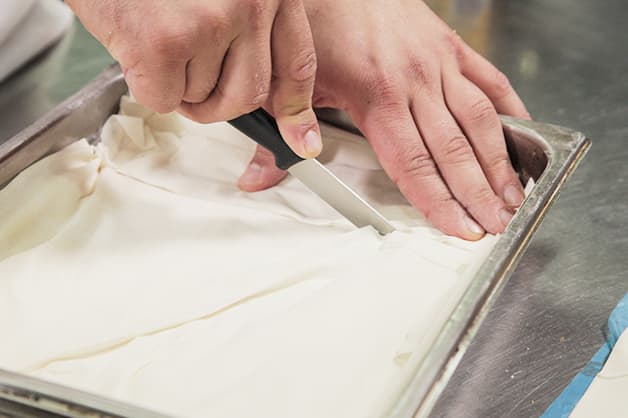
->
(238, 0), (530, 240)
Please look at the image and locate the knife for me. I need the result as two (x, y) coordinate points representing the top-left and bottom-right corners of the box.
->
(228, 109), (395, 235)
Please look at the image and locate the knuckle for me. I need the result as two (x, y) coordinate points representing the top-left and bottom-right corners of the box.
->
(288, 50), (318, 83)
(361, 66), (400, 105)
(406, 57), (434, 87)
(243, 0), (269, 30)
(195, 6), (231, 37)
(151, 26), (193, 59)
(440, 131), (473, 164)
(393, 148), (437, 186)
(466, 187), (497, 209)
(467, 98), (499, 124)
(424, 196), (458, 225)
(246, 0), (267, 14)
(492, 70), (514, 99)
(443, 30), (465, 61)
(274, 103), (311, 121)
(357, 100), (406, 130)
(485, 152), (513, 173)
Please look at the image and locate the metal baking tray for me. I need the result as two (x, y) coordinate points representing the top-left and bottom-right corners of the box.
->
(0, 65), (590, 418)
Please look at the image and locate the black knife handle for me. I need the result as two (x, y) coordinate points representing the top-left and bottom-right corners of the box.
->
(228, 109), (304, 170)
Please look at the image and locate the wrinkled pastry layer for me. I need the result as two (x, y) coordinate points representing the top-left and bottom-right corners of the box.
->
(0, 97), (499, 418)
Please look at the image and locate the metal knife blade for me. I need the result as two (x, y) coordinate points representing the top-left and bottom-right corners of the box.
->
(228, 108), (396, 235)
(288, 159), (395, 235)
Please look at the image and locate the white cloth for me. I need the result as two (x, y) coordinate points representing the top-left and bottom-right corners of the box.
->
(0, 0), (73, 82)
(0, 97), (502, 418)
(570, 329), (628, 418)
(0, 0), (36, 46)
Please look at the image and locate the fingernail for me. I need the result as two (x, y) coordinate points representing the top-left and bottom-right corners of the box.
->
(464, 215), (485, 237)
(239, 162), (262, 187)
(499, 208), (514, 227)
(303, 129), (322, 157)
(504, 184), (524, 207)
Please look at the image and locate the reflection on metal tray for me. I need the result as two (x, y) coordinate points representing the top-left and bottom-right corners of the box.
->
(0, 65), (590, 418)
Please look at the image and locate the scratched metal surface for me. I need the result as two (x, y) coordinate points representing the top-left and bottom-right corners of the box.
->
(427, 0), (628, 417)
(0, 1), (626, 418)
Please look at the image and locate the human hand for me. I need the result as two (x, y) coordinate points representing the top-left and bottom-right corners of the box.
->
(239, 0), (530, 240)
(66, 0), (323, 159)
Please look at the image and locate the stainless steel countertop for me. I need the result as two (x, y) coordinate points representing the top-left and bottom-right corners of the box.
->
(0, 1), (626, 417)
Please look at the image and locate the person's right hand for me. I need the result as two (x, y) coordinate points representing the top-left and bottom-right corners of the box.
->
(66, 0), (323, 159)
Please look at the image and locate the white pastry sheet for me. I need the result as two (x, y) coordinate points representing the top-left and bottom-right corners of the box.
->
(0, 97), (501, 417)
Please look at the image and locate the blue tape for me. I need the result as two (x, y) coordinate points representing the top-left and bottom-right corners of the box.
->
(607, 294), (628, 347)
(541, 292), (628, 418)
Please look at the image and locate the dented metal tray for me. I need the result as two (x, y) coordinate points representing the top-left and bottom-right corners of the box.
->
(0, 65), (590, 418)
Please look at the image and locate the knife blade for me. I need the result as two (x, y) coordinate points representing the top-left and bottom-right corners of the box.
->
(228, 109), (395, 235)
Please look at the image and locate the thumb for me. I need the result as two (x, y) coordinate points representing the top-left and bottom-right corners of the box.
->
(270, 0), (322, 159)
(238, 145), (288, 192)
